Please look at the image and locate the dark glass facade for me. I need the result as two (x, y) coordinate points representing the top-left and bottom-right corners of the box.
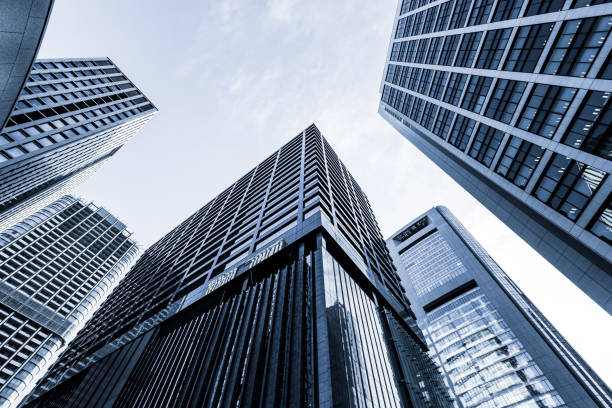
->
(380, 0), (612, 314)
(26, 125), (452, 407)
(0, 58), (157, 230)
(388, 207), (612, 408)
(0, 196), (137, 408)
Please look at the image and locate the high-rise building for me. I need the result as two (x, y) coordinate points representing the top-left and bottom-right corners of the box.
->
(378, 0), (612, 314)
(387, 206), (612, 408)
(0, 58), (157, 230)
(25, 125), (452, 407)
(0, 0), (53, 130)
(0, 195), (137, 408)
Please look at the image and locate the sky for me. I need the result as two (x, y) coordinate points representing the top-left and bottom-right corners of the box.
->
(38, 0), (611, 384)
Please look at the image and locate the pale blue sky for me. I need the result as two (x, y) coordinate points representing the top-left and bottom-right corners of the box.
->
(39, 0), (611, 384)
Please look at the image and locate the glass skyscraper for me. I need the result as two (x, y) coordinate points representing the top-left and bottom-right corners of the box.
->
(0, 0), (53, 130)
(0, 58), (157, 231)
(387, 207), (612, 408)
(25, 125), (452, 408)
(379, 0), (612, 314)
(0, 195), (137, 408)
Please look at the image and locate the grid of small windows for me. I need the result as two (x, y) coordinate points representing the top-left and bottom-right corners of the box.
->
(455, 32), (483, 68)
(448, 115), (476, 151)
(476, 28), (512, 70)
(496, 137), (545, 189)
(524, 0), (565, 16)
(433, 107), (456, 140)
(461, 76), (493, 114)
(517, 84), (577, 138)
(504, 23), (554, 73)
(439, 35), (460, 66)
(562, 91), (612, 159)
(442, 73), (467, 106)
(468, 124), (505, 167)
(492, 0), (524, 22)
(533, 154), (607, 220)
(468, 0), (495, 26)
(449, 0), (471, 30)
(484, 79), (527, 124)
(544, 16), (612, 78)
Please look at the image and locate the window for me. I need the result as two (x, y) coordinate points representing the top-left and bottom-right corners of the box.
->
(461, 76), (493, 113)
(418, 69), (433, 94)
(496, 137), (545, 188)
(563, 91), (612, 159)
(422, 102), (439, 131)
(477, 28), (512, 70)
(411, 10), (425, 36)
(439, 35), (460, 65)
(504, 23), (554, 72)
(533, 154), (606, 220)
(433, 108), (456, 140)
(518, 84), (577, 138)
(455, 32), (483, 67)
(485, 79), (527, 124)
(544, 16), (612, 78)
(524, 0), (565, 16)
(599, 52), (612, 79)
(395, 17), (407, 39)
(435, 1), (452, 31)
(448, 115), (476, 151)
(415, 39), (430, 63)
(443, 73), (468, 106)
(468, 0), (495, 26)
(427, 37), (443, 64)
(589, 194), (612, 244)
(492, 0), (524, 21)
(422, 6), (438, 34)
(429, 71), (449, 100)
(449, 0), (471, 29)
(573, 0), (612, 6)
(469, 124), (505, 167)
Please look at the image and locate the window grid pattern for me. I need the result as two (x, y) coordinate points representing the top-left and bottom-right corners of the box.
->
(518, 85), (578, 139)
(562, 91), (612, 160)
(496, 137), (545, 189)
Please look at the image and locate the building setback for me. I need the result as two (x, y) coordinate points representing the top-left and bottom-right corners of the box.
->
(0, 0), (53, 130)
(378, 0), (612, 314)
(387, 207), (612, 408)
(0, 58), (157, 230)
(0, 196), (137, 408)
(25, 124), (453, 408)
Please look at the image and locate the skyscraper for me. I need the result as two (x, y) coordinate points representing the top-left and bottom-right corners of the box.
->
(378, 0), (612, 314)
(26, 125), (452, 407)
(0, 58), (157, 230)
(0, 0), (53, 130)
(387, 207), (612, 408)
(0, 195), (137, 408)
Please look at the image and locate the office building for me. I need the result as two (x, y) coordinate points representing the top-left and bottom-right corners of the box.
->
(387, 207), (612, 408)
(378, 0), (612, 314)
(26, 125), (452, 407)
(0, 0), (53, 130)
(0, 196), (137, 408)
(0, 58), (157, 230)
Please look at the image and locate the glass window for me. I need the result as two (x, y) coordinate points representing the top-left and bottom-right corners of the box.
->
(476, 28), (512, 70)
(429, 71), (449, 100)
(468, 0), (495, 25)
(415, 38), (430, 64)
(485, 79), (527, 124)
(443, 73), (468, 106)
(496, 136), (545, 188)
(469, 124), (505, 167)
(439, 35), (460, 65)
(435, 1), (452, 31)
(455, 32), (483, 67)
(422, 6), (438, 34)
(411, 10), (425, 36)
(418, 69), (433, 94)
(427, 37), (443, 65)
(573, 0), (612, 6)
(6, 147), (24, 158)
(518, 84), (577, 138)
(589, 195), (612, 244)
(492, 0), (524, 21)
(461, 76), (493, 114)
(504, 23), (554, 73)
(534, 154), (606, 220)
(448, 115), (476, 151)
(524, 0), (565, 16)
(449, 0), (471, 29)
(598, 52), (612, 79)
(422, 102), (439, 131)
(544, 16), (612, 78)
(433, 108), (456, 140)
(395, 17), (407, 39)
(562, 91), (612, 159)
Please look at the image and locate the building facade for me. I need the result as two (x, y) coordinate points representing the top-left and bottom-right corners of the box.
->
(0, 196), (137, 408)
(387, 207), (612, 408)
(0, 0), (53, 130)
(0, 58), (157, 230)
(378, 0), (612, 314)
(26, 125), (452, 408)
